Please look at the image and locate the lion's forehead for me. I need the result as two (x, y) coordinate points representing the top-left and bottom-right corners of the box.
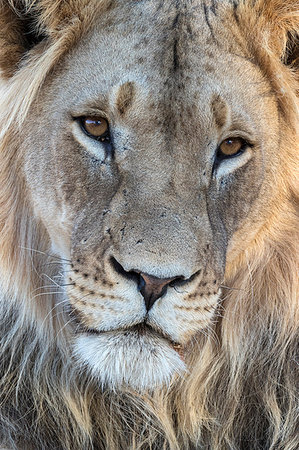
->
(56, 0), (265, 117)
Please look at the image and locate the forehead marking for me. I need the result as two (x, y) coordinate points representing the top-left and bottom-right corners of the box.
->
(116, 81), (136, 116)
(232, 0), (240, 25)
(210, 0), (217, 16)
(203, 1), (216, 43)
(211, 95), (228, 129)
(173, 19), (180, 72)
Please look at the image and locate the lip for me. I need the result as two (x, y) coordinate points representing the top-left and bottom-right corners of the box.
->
(76, 321), (180, 346)
(69, 306), (184, 356)
(86, 323), (185, 360)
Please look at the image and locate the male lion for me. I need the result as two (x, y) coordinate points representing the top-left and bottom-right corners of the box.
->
(0, 0), (298, 449)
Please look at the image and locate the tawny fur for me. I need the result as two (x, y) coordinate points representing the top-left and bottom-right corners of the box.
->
(0, 1), (298, 449)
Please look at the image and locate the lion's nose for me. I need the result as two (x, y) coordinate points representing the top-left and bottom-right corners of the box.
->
(138, 273), (178, 311)
(110, 257), (185, 311)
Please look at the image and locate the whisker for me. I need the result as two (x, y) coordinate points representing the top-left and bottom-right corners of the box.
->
(32, 280), (75, 295)
(41, 273), (62, 288)
(204, 320), (220, 346)
(219, 284), (244, 292)
(33, 283), (77, 300)
(39, 262), (65, 269)
(33, 291), (65, 299)
(20, 246), (71, 263)
(53, 272), (66, 278)
(40, 298), (70, 328)
(55, 317), (77, 339)
(32, 284), (63, 294)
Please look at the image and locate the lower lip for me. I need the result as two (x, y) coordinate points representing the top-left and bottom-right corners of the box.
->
(77, 325), (185, 359)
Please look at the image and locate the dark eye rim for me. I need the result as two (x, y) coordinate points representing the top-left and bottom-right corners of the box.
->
(77, 116), (111, 143)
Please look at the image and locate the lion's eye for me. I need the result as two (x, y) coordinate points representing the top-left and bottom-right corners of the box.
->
(80, 117), (110, 142)
(218, 137), (245, 157)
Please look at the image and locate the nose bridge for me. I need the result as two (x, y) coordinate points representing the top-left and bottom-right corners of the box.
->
(125, 132), (199, 203)
(110, 195), (202, 280)
(106, 157), (204, 278)
(130, 163), (174, 201)
(123, 196), (193, 243)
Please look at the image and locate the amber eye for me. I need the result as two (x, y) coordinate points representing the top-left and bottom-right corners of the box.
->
(218, 137), (245, 157)
(80, 116), (110, 142)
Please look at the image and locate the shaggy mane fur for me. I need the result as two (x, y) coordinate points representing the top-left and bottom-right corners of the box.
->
(0, 1), (298, 449)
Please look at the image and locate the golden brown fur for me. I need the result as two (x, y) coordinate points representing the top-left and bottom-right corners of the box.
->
(0, 1), (298, 449)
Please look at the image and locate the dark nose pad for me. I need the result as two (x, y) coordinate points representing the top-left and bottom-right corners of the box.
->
(138, 273), (178, 311)
(110, 257), (186, 311)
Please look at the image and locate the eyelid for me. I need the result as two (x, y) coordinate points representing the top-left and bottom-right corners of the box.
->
(70, 105), (109, 119)
(214, 147), (253, 180)
(219, 130), (256, 147)
(71, 120), (107, 161)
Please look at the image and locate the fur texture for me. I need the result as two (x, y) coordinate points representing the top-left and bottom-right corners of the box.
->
(0, 1), (298, 449)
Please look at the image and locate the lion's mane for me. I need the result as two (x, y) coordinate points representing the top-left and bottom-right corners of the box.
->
(0, 1), (298, 449)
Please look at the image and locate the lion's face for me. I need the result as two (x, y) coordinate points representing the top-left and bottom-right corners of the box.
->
(23, 2), (279, 390)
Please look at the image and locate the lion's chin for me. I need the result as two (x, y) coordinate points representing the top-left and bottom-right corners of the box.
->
(73, 328), (186, 392)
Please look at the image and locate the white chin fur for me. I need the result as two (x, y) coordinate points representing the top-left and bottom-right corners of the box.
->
(74, 330), (186, 392)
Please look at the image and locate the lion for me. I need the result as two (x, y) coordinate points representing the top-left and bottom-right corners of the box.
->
(0, 0), (298, 448)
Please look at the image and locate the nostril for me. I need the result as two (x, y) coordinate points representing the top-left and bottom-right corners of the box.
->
(137, 274), (145, 292)
(110, 256), (126, 276)
(169, 269), (202, 287)
(110, 256), (139, 283)
(169, 276), (185, 287)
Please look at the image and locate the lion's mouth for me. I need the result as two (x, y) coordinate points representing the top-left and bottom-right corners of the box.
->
(70, 306), (184, 358)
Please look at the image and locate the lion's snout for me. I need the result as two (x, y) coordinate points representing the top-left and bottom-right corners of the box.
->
(66, 246), (221, 348)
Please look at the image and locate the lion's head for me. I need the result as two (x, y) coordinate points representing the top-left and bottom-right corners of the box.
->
(0, 1), (298, 449)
